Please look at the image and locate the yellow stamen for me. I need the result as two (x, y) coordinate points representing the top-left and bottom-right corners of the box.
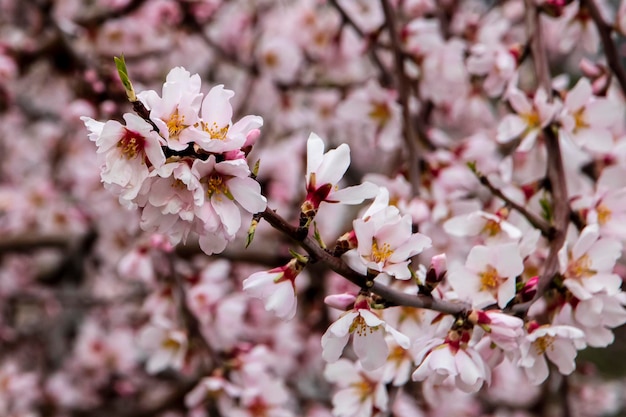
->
(117, 130), (144, 160)
(166, 108), (186, 139)
(368, 101), (391, 125)
(199, 121), (229, 140)
(567, 254), (595, 279)
(596, 204), (611, 225)
(482, 219), (501, 236)
(479, 265), (500, 291)
(532, 335), (555, 355)
(371, 239), (393, 263)
(205, 174), (227, 198)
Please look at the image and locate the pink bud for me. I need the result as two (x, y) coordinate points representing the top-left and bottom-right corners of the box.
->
(324, 293), (357, 311)
(520, 275), (539, 302)
(431, 253), (447, 276)
(579, 58), (602, 78)
(244, 128), (261, 148)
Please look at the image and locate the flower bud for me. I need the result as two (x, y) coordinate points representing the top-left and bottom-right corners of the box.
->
(324, 293), (357, 311)
(520, 275), (539, 302)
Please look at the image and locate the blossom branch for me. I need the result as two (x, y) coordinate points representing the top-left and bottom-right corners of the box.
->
(580, 0), (626, 97)
(513, 2), (570, 314)
(380, 0), (423, 195)
(473, 169), (555, 238)
(260, 207), (467, 315)
(328, 0), (393, 87)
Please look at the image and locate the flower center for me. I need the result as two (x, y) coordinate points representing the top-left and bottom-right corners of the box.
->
(596, 204), (611, 225)
(205, 174), (228, 198)
(573, 108), (589, 131)
(368, 101), (391, 126)
(348, 314), (378, 336)
(117, 129), (145, 160)
(522, 111), (540, 129)
(199, 121), (229, 140)
(248, 397), (269, 417)
(371, 239), (393, 263)
(567, 254), (595, 279)
(479, 265), (500, 291)
(482, 219), (501, 236)
(532, 335), (555, 355)
(166, 108), (186, 138)
(350, 378), (376, 402)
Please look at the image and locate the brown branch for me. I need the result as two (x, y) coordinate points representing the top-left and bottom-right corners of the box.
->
(580, 0), (626, 97)
(260, 207), (467, 315)
(380, 0), (423, 196)
(513, 2), (570, 315)
(328, 0), (393, 87)
(474, 171), (555, 238)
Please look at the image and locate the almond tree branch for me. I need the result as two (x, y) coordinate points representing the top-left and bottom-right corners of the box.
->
(380, 0), (423, 196)
(580, 0), (626, 97)
(260, 207), (467, 315)
(328, 0), (393, 87)
(513, 2), (570, 314)
(474, 171), (555, 238)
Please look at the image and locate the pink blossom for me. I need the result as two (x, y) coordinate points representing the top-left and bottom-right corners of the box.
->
(558, 78), (620, 153)
(180, 85), (263, 154)
(411, 331), (491, 393)
(558, 224), (622, 300)
(137, 66), (203, 151)
(343, 207), (431, 280)
(496, 87), (559, 152)
(447, 243), (524, 308)
(82, 113), (166, 202)
(517, 324), (585, 385)
(324, 359), (388, 417)
(321, 298), (410, 371)
(242, 258), (305, 321)
(303, 133), (378, 215)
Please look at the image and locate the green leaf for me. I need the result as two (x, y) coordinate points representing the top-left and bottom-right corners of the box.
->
(539, 196), (553, 222)
(312, 221), (326, 249)
(114, 55), (136, 102)
(245, 218), (259, 248)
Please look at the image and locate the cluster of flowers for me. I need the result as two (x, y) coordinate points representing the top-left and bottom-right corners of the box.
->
(82, 67), (267, 256)
(83, 64), (626, 412)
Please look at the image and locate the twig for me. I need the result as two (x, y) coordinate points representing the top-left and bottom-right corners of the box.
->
(580, 0), (626, 97)
(474, 171), (555, 238)
(513, 1), (569, 315)
(260, 207), (467, 315)
(328, 0), (393, 87)
(380, 0), (422, 196)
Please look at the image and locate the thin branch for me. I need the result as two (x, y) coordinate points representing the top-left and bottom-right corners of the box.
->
(513, 2), (569, 314)
(474, 171), (555, 238)
(380, 0), (422, 196)
(580, 0), (626, 97)
(260, 207), (467, 315)
(328, 0), (393, 87)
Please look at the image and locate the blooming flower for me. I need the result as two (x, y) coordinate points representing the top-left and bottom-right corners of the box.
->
(191, 155), (267, 247)
(302, 133), (378, 218)
(242, 258), (305, 321)
(496, 87), (559, 152)
(137, 66), (203, 151)
(138, 319), (188, 374)
(324, 359), (388, 417)
(411, 330), (491, 393)
(447, 243), (524, 308)
(82, 113), (165, 202)
(558, 78), (620, 153)
(321, 297), (410, 371)
(558, 224), (622, 300)
(180, 85), (263, 153)
(343, 207), (431, 280)
(517, 323), (586, 385)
